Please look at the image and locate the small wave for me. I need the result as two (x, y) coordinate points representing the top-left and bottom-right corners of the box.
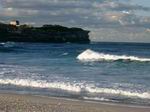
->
(77, 49), (150, 62)
(62, 52), (69, 56)
(0, 78), (150, 99)
(0, 43), (5, 46)
(0, 42), (16, 48)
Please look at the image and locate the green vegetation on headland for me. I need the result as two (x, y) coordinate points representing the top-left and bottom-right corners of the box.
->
(0, 23), (90, 43)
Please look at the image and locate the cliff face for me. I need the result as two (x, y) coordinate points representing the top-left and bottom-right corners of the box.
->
(0, 24), (90, 43)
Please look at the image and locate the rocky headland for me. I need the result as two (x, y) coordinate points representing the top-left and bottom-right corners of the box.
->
(0, 23), (90, 43)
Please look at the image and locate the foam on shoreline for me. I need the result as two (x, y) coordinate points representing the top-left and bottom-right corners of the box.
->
(0, 78), (150, 100)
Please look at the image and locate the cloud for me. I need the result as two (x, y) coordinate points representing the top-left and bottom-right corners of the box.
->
(93, 1), (150, 11)
(2, 0), (93, 10)
(1, 0), (149, 27)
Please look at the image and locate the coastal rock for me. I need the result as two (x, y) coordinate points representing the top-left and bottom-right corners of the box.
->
(0, 23), (90, 43)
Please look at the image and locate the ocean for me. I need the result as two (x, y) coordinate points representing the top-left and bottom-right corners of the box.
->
(0, 42), (150, 106)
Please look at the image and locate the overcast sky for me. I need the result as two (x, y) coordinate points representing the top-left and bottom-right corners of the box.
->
(0, 0), (150, 43)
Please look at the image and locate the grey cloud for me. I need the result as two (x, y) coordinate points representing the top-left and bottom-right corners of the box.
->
(3, 0), (149, 12)
(2, 0), (92, 10)
(110, 2), (150, 11)
(93, 1), (150, 11)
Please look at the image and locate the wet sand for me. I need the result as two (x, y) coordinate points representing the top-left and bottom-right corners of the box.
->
(0, 93), (149, 112)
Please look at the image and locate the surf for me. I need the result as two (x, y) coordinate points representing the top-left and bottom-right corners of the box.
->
(0, 78), (150, 99)
(77, 49), (150, 62)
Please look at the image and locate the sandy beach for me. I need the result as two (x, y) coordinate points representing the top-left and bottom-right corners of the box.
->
(0, 93), (149, 112)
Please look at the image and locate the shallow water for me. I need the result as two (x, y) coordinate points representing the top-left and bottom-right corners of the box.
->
(0, 42), (150, 105)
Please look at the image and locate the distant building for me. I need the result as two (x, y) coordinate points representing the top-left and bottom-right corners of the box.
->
(146, 29), (150, 32)
(10, 20), (20, 26)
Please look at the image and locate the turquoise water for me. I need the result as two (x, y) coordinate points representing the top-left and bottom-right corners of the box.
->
(0, 42), (150, 105)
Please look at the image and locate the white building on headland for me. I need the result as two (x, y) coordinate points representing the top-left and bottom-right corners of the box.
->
(146, 29), (150, 32)
(10, 20), (20, 26)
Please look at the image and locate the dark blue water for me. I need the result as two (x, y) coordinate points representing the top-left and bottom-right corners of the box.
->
(0, 42), (150, 105)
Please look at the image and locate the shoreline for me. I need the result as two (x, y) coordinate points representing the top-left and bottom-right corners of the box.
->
(0, 92), (149, 112)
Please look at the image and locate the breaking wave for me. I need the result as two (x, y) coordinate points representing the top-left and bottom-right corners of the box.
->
(77, 49), (150, 62)
(0, 78), (150, 99)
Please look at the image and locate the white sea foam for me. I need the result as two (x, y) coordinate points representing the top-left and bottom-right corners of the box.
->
(77, 49), (150, 62)
(83, 97), (111, 102)
(85, 87), (150, 99)
(0, 79), (81, 92)
(0, 78), (150, 99)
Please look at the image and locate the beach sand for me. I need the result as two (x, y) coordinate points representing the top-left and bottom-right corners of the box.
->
(0, 93), (149, 112)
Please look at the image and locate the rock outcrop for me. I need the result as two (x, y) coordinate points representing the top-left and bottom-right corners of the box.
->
(0, 23), (90, 43)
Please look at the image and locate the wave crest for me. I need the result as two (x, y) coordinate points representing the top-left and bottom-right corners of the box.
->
(77, 49), (150, 62)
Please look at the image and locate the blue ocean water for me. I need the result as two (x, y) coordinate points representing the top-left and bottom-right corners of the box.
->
(0, 42), (150, 105)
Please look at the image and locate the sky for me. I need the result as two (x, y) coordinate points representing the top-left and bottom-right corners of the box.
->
(0, 0), (150, 43)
